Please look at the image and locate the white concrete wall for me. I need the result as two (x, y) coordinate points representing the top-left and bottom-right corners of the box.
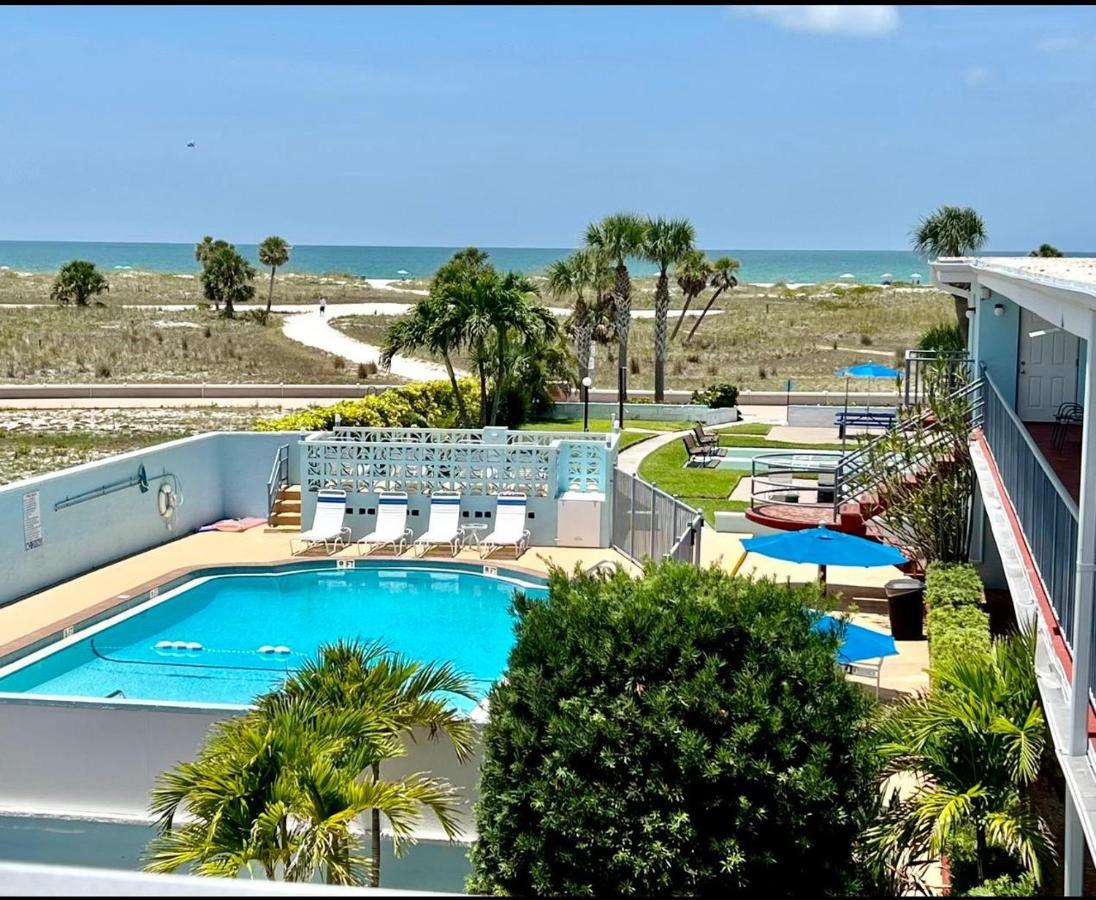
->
(0, 700), (483, 840)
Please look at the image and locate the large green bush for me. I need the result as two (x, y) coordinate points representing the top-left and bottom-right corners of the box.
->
(469, 562), (879, 896)
(255, 379), (480, 432)
(924, 562), (984, 609)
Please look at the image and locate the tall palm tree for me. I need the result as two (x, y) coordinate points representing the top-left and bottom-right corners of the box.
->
(547, 250), (601, 383)
(670, 250), (711, 341)
(382, 294), (472, 425)
(912, 206), (987, 343)
(863, 627), (1053, 891)
(200, 242), (256, 318)
(585, 214), (646, 404)
(643, 218), (696, 400)
(280, 640), (476, 887)
(683, 256), (740, 345)
(258, 236), (291, 322)
(145, 692), (463, 886)
(1030, 243), (1063, 258)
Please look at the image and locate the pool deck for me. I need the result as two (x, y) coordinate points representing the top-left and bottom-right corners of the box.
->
(0, 524), (929, 700)
(0, 530), (636, 663)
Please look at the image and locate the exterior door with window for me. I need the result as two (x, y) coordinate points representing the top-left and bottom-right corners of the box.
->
(1018, 308), (1079, 421)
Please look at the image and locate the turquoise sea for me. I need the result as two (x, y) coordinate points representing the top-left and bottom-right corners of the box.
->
(0, 240), (942, 284)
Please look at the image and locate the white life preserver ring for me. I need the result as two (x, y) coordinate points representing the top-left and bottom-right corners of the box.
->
(157, 482), (178, 520)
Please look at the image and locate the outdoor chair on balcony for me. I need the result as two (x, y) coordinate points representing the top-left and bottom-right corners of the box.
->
(1052, 402), (1084, 452)
(356, 492), (413, 556)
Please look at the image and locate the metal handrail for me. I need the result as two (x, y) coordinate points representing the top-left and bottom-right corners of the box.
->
(981, 369), (1078, 518)
(266, 444), (290, 518)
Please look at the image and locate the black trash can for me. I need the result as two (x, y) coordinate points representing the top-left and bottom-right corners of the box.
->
(885, 577), (925, 641)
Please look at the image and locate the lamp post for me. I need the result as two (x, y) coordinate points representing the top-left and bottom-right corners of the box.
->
(581, 376), (592, 433)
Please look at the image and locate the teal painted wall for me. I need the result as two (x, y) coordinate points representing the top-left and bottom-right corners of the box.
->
(977, 291), (1020, 406)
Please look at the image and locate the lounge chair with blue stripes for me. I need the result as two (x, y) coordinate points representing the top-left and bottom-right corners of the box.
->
(412, 492), (463, 557)
(291, 489), (351, 554)
(480, 492), (531, 559)
(356, 492), (413, 556)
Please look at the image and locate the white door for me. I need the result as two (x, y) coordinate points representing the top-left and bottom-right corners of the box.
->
(1018, 309), (1079, 421)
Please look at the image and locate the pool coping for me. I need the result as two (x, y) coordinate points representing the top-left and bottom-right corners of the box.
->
(0, 556), (551, 674)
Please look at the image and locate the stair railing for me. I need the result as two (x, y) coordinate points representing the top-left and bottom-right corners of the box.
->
(266, 443), (290, 519)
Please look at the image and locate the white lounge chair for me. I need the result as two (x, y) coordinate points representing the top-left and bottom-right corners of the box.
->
(480, 492), (531, 559)
(356, 492), (412, 556)
(412, 492), (463, 557)
(291, 489), (351, 554)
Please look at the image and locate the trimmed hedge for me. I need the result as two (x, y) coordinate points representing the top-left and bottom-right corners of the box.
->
(254, 379), (479, 432)
(924, 562), (991, 674)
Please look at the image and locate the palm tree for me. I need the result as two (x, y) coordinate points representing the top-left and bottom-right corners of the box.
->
(50, 260), (109, 307)
(547, 250), (603, 384)
(670, 250), (711, 341)
(382, 294), (472, 425)
(643, 218), (696, 400)
(912, 206), (988, 343)
(279, 640), (476, 887)
(863, 627), (1054, 891)
(194, 235), (217, 266)
(585, 214), (646, 404)
(683, 256), (740, 345)
(145, 691), (463, 885)
(258, 236), (291, 322)
(1030, 243), (1063, 258)
(200, 242), (256, 318)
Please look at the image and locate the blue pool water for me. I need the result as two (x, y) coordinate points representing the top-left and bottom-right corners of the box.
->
(0, 565), (547, 710)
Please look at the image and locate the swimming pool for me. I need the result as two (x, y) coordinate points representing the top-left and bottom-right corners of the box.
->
(0, 563), (548, 712)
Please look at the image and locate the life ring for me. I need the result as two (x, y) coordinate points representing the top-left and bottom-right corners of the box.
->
(157, 482), (178, 520)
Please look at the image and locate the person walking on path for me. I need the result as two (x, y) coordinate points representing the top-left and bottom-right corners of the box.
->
(319, 295), (327, 317)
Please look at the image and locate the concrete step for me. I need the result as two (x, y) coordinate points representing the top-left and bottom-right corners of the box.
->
(264, 524), (300, 533)
(277, 485), (301, 500)
(270, 512), (301, 526)
(274, 498), (301, 512)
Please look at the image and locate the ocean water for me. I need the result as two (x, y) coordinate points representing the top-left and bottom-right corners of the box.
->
(0, 240), (941, 284)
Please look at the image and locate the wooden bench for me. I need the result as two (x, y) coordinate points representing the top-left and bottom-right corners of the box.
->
(834, 410), (895, 439)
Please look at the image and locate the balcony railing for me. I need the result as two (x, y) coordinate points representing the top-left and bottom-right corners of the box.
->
(981, 370), (1079, 647)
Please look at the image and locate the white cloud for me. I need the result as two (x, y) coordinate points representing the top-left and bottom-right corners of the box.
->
(963, 65), (989, 87)
(1037, 35), (1086, 52)
(733, 5), (899, 38)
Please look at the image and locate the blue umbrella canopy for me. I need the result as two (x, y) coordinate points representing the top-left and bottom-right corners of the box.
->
(815, 614), (899, 663)
(740, 525), (907, 567)
(835, 362), (901, 379)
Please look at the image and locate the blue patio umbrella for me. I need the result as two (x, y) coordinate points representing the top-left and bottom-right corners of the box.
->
(834, 361), (902, 437)
(740, 524), (907, 584)
(815, 614), (898, 664)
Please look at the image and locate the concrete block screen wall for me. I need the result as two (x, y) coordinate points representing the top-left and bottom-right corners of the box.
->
(0, 432), (300, 608)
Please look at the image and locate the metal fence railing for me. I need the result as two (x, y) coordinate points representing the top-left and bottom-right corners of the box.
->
(903, 349), (973, 407)
(981, 371), (1079, 648)
(612, 469), (702, 566)
(266, 443), (290, 518)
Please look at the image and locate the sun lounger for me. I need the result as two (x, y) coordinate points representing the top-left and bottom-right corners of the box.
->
(291, 489), (351, 554)
(356, 492), (413, 556)
(412, 492), (463, 557)
(479, 492), (531, 559)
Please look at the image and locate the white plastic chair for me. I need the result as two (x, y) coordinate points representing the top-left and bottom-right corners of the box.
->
(480, 492), (531, 559)
(356, 492), (412, 556)
(412, 492), (463, 557)
(291, 489), (351, 554)
(843, 658), (883, 697)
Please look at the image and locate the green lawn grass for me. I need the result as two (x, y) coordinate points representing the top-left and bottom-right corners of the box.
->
(524, 418), (692, 433)
(636, 439), (746, 524)
(721, 423), (773, 435)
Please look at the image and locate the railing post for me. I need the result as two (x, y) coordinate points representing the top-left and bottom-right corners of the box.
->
(650, 484), (658, 560)
(629, 473), (637, 560)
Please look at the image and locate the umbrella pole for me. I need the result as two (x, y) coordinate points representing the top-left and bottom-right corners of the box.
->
(819, 563), (828, 592)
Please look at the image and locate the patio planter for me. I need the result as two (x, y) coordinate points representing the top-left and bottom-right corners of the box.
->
(885, 577), (925, 641)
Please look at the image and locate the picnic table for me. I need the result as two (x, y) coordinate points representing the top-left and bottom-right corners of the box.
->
(834, 410), (895, 439)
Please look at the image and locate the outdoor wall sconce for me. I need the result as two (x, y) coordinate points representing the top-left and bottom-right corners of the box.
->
(965, 307), (975, 319)
(994, 303), (1005, 317)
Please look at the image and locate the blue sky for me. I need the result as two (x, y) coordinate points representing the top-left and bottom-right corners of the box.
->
(1, 5), (1094, 250)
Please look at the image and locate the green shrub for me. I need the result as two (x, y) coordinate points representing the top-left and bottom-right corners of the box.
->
(917, 322), (965, 352)
(925, 562), (984, 609)
(469, 561), (879, 896)
(255, 378), (479, 431)
(925, 563), (991, 680)
(963, 872), (1037, 896)
(690, 382), (740, 409)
